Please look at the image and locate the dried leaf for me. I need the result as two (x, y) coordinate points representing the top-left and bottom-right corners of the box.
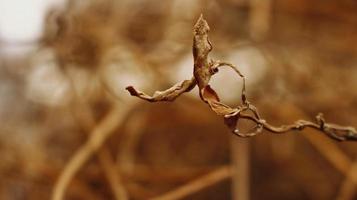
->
(126, 14), (357, 141)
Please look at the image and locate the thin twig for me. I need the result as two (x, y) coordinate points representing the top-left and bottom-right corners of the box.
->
(302, 123), (351, 174)
(336, 160), (357, 200)
(52, 104), (133, 200)
(276, 103), (357, 199)
(230, 137), (250, 200)
(150, 166), (233, 200)
(274, 103), (352, 174)
(121, 164), (223, 183)
(72, 103), (128, 200)
(98, 149), (128, 200)
(237, 112), (357, 141)
(61, 72), (129, 200)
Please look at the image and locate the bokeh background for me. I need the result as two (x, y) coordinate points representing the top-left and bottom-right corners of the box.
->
(1, 0), (357, 199)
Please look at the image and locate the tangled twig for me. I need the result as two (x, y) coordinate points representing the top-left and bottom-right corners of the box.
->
(126, 14), (357, 141)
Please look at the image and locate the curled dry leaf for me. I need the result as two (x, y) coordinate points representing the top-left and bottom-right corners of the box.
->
(126, 14), (357, 141)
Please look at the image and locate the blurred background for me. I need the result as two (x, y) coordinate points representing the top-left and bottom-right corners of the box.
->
(1, 0), (357, 199)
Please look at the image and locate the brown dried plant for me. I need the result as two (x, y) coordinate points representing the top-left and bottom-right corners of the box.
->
(126, 14), (357, 141)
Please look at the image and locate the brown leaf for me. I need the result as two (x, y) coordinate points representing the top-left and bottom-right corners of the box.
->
(126, 15), (357, 141)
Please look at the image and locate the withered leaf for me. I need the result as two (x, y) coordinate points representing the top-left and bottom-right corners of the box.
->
(126, 14), (357, 141)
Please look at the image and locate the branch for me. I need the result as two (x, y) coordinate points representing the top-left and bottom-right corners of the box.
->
(53, 72), (129, 200)
(52, 104), (132, 200)
(150, 166), (232, 200)
(126, 14), (357, 141)
(235, 112), (357, 141)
